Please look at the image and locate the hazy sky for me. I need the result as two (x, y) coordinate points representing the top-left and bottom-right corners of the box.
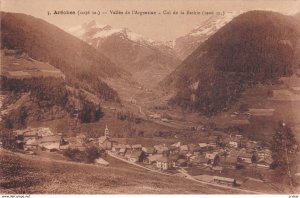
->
(2, 0), (300, 41)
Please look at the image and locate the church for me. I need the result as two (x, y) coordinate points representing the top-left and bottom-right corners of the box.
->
(98, 124), (112, 150)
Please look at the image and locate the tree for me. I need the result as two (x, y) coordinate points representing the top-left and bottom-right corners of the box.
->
(271, 121), (297, 169)
(271, 121), (297, 187)
(79, 100), (103, 123)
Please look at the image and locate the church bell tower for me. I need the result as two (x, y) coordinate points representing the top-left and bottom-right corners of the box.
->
(104, 124), (110, 139)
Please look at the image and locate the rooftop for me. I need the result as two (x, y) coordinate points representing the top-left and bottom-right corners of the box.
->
(213, 176), (235, 182)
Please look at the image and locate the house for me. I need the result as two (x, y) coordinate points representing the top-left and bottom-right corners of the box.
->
(230, 119), (250, 126)
(22, 131), (39, 142)
(208, 136), (218, 144)
(144, 154), (163, 164)
(39, 135), (62, 151)
(98, 136), (112, 150)
(132, 144), (142, 150)
(119, 148), (127, 156)
(219, 155), (237, 169)
(76, 134), (87, 144)
(24, 139), (39, 151)
(154, 145), (169, 155)
(213, 176), (236, 186)
(112, 144), (123, 153)
(125, 145), (133, 153)
(95, 157), (109, 166)
(212, 166), (223, 173)
(256, 158), (272, 168)
(198, 143), (211, 152)
(257, 148), (272, 158)
(194, 174), (214, 182)
(156, 156), (175, 170)
(246, 141), (259, 150)
(176, 158), (188, 167)
(205, 152), (220, 165)
(149, 113), (161, 119)
(229, 141), (239, 148)
(238, 151), (255, 164)
(249, 108), (275, 117)
(188, 144), (201, 154)
(142, 147), (156, 156)
(128, 150), (145, 163)
(169, 146), (180, 155)
(171, 142), (181, 148)
(190, 155), (208, 166)
(15, 127), (54, 142)
(66, 137), (86, 151)
(290, 87), (300, 94)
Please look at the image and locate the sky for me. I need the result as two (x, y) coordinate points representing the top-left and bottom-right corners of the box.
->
(2, 0), (300, 41)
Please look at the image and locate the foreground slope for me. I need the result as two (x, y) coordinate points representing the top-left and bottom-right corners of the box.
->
(0, 150), (234, 194)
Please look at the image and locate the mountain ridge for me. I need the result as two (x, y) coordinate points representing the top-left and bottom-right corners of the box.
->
(161, 10), (300, 116)
(1, 12), (125, 102)
(68, 20), (181, 87)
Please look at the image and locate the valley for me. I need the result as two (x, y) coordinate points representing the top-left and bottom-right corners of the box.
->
(1, 9), (300, 194)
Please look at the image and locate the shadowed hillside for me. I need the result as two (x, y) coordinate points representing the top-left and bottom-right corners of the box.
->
(0, 12), (128, 102)
(162, 11), (300, 116)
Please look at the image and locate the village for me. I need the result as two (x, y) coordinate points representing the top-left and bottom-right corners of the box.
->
(1, 121), (276, 189)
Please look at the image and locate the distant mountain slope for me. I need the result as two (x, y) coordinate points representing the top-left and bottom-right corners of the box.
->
(174, 12), (241, 60)
(162, 11), (300, 116)
(1, 12), (126, 102)
(69, 21), (181, 87)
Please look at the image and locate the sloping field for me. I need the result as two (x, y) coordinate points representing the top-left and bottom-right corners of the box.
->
(0, 150), (233, 194)
(1, 52), (65, 79)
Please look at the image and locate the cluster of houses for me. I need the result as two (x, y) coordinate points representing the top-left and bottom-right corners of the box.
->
(12, 125), (273, 171)
(109, 135), (273, 171)
(14, 127), (63, 152)
(10, 125), (274, 187)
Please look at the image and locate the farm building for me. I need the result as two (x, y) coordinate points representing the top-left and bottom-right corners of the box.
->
(128, 150), (145, 163)
(256, 158), (273, 168)
(237, 152), (254, 164)
(144, 154), (163, 164)
(190, 155), (208, 166)
(213, 176), (236, 186)
(229, 141), (239, 148)
(290, 87), (300, 94)
(95, 158), (109, 166)
(132, 144), (142, 150)
(24, 139), (39, 151)
(119, 148), (127, 156)
(39, 135), (62, 151)
(142, 147), (156, 156)
(219, 155), (237, 169)
(205, 152), (220, 165)
(154, 145), (169, 155)
(249, 108), (275, 116)
(156, 156), (175, 170)
(180, 145), (189, 152)
(230, 119), (250, 126)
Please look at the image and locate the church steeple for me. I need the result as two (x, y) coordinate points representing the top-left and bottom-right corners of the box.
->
(105, 124), (110, 139)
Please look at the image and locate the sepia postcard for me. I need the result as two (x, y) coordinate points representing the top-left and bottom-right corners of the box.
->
(0, 0), (300, 196)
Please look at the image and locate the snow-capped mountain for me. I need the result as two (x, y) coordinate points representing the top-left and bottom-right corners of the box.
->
(174, 11), (243, 59)
(69, 20), (155, 46)
(68, 20), (181, 88)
